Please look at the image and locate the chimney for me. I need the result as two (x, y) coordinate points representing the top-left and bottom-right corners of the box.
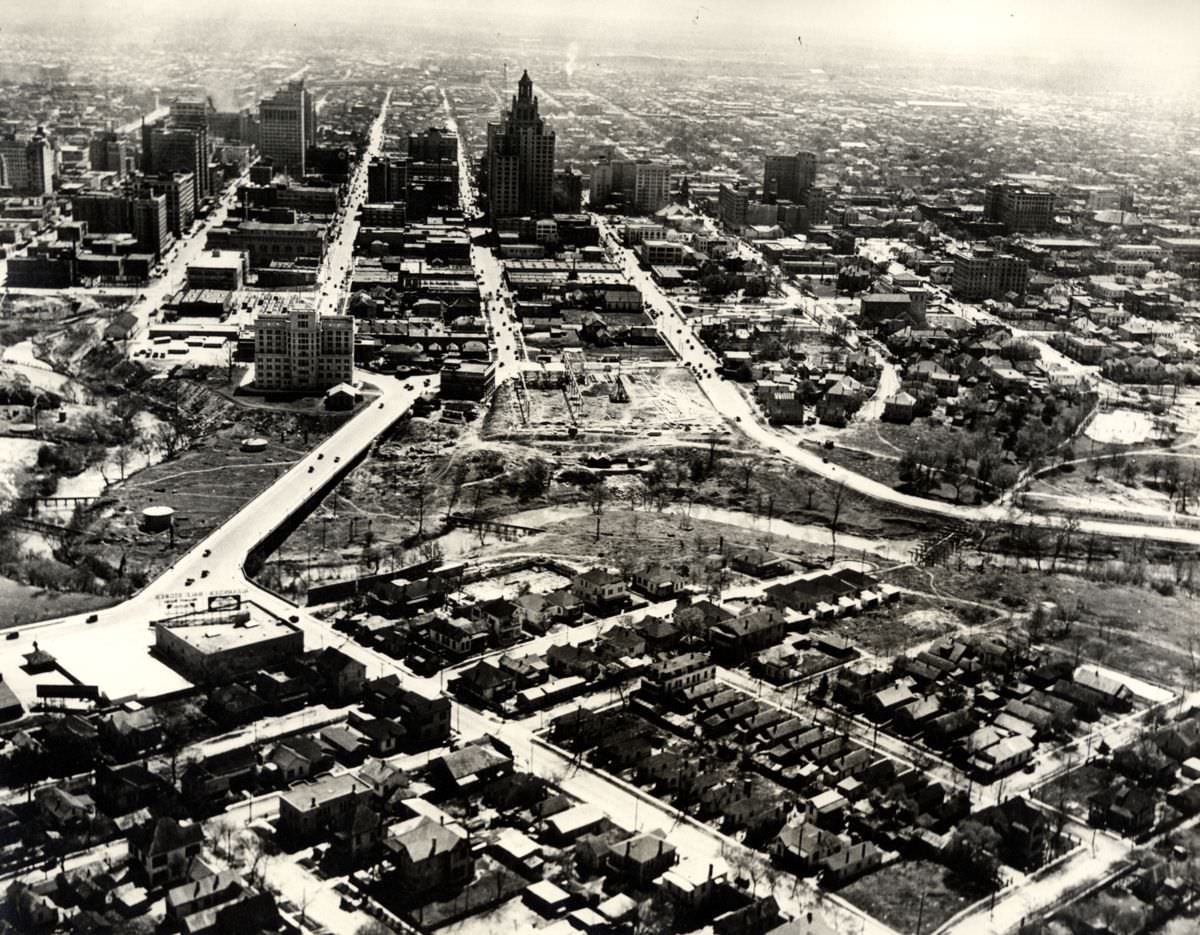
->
(657, 838), (664, 856)
(430, 835), (438, 856)
(708, 862), (713, 879)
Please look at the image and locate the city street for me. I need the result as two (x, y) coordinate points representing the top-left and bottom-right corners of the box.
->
(316, 89), (392, 317)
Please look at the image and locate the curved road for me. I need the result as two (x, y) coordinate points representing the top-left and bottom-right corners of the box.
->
(592, 214), (1200, 548)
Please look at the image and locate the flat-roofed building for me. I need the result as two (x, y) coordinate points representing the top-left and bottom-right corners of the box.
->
(154, 614), (303, 684)
(187, 249), (246, 290)
(253, 301), (354, 391)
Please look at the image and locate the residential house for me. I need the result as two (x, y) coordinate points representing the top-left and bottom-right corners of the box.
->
(513, 591), (576, 634)
(631, 564), (683, 600)
(882, 391), (917, 424)
(469, 598), (522, 646)
(545, 643), (602, 681)
(607, 831), (677, 884)
(453, 660), (516, 707)
(804, 790), (848, 830)
(128, 817), (204, 889)
(771, 819), (843, 872)
(361, 677), (451, 749)
(278, 774), (368, 845)
(383, 815), (473, 898)
(642, 652), (716, 703)
(205, 683), (268, 728)
(95, 763), (164, 815)
(429, 739), (514, 792)
(572, 568), (629, 612)
(971, 734), (1035, 779)
(347, 714), (406, 758)
(820, 839), (881, 885)
(312, 647), (367, 703)
(357, 758), (409, 800)
(165, 871), (243, 922)
(319, 725), (367, 765)
(427, 615), (490, 657)
(100, 708), (162, 758)
(1089, 782), (1158, 836)
(728, 548), (789, 579)
(36, 786), (96, 831)
(268, 736), (333, 784)
(977, 797), (1050, 871)
(254, 669), (311, 713)
(709, 608), (786, 663)
(182, 746), (258, 804)
(499, 653), (551, 689)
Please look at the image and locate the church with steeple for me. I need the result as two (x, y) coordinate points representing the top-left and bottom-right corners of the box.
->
(484, 70), (556, 219)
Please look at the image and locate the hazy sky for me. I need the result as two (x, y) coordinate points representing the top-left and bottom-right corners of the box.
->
(9, 0), (1200, 89)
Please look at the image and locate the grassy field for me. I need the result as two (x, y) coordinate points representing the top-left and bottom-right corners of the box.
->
(884, 564), (1196, 690)
(478, 507), (839, 576)
(0, 575), (117, 628)
(840, 859), (981, 934)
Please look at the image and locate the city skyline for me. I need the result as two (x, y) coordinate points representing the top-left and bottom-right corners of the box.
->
(0, 6), (1198, 935)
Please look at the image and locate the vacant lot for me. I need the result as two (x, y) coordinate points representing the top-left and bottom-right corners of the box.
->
(841, 859), (981, 934)
(83, 378), (351, 583)
(486, 363), (725, 442)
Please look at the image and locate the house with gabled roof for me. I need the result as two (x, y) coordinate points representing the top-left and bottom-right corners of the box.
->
(128, 816), (204, 889)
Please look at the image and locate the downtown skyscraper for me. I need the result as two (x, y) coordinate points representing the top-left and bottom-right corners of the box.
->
(485, 70), (555, 219)
(258, 80), (316, 179)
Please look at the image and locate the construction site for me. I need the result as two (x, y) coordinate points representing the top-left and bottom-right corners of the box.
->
(484, 350), (727, 446)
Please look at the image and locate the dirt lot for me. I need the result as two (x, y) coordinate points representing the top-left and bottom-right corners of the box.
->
(1026, 456), (1195, 518)
(820, 604), (969, 656)
(486, 363), (726, 443)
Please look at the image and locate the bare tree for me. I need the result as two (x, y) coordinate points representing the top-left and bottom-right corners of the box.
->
(589, 482), (607, 541)
(113, 444), (134, 482)
(828, 480), (848, 562)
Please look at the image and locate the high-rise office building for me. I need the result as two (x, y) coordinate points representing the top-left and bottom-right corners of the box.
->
(0, 131), (54, 195)
(763, 151), (816, 204)
(951, 247), (1029, 300)
(408, 127), (458, 163)
(73, 191), (132, 235)
(131, 193), (173, 258)
(632, 161), (670, 214)
(258, 80), (315, 179)
(73, 188), (174, 258)
(367, 156), (409, 203)
(131, 172), (196, 237)
(718, 183), (753, 229)
(253, 303), (354, 392)
(589, 160), (613, 207)
(143, 123), (209, 199)
(169, 97), (209, 129)
(89, 130), (129, 177)
(587, 153), (668, 214)
(985, 183), (1055, 233)
(554, 167), (583, 213)
(485, 70), (556, 219)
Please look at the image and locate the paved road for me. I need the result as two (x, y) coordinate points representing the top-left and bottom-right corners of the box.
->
(317, 90), (391, 317)
(10, 369), (434, 701)
(593, 214), (1200, 547)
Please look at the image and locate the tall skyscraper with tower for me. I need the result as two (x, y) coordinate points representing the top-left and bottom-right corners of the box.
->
(485, 70), (556, 219)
